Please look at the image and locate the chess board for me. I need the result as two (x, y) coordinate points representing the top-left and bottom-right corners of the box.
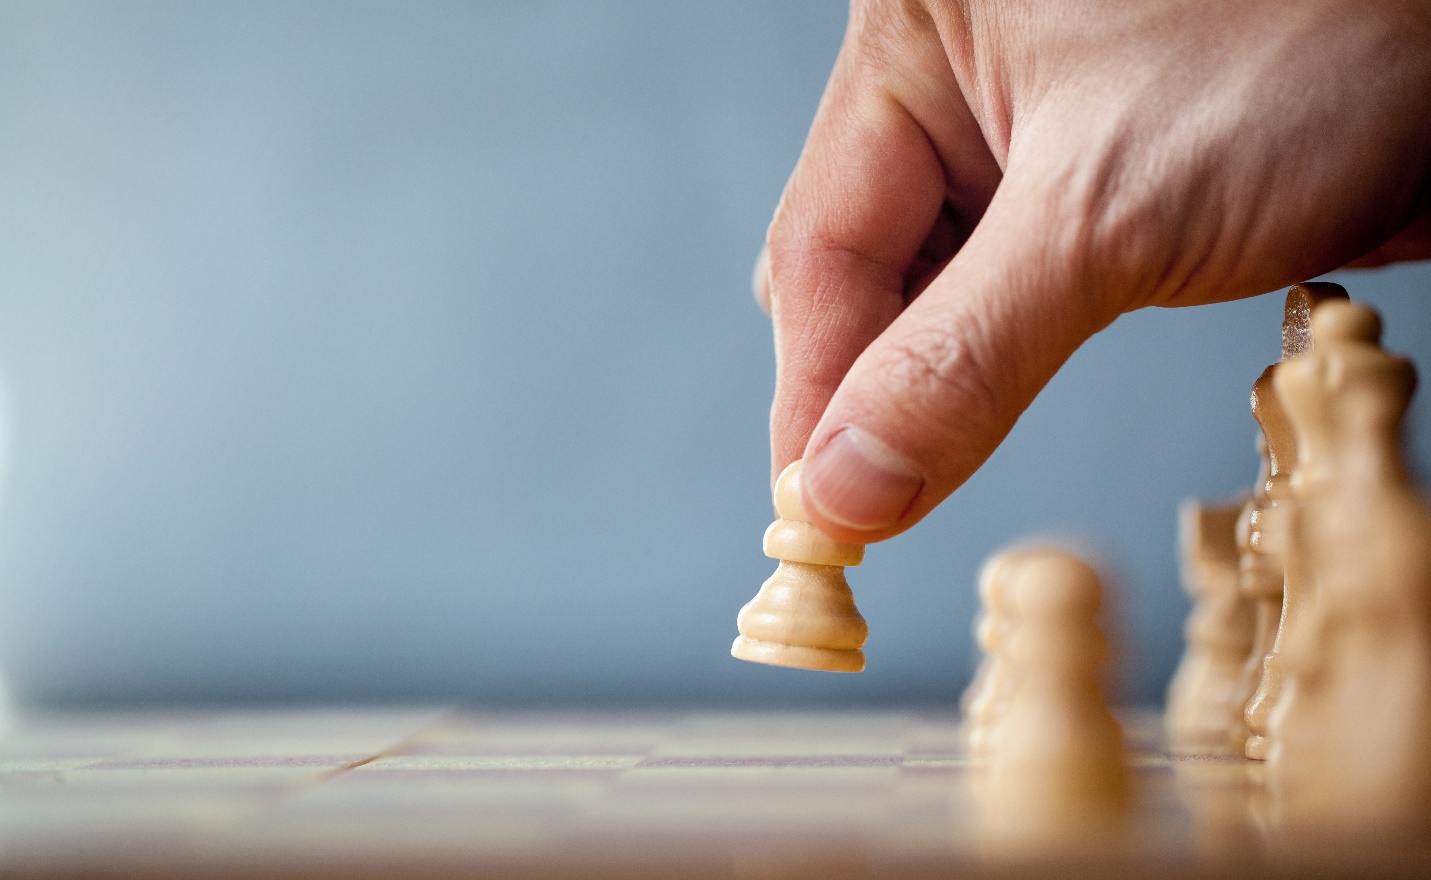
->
(0, 708), (1424, 879)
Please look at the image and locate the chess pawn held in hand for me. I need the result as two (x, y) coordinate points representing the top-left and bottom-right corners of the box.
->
(731, 460), (869, 672)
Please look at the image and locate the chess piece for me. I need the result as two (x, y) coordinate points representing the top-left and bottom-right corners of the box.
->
(960, 554), (1006, 718)
(982, 551), (1127, 844)
(1266, 300), (1431, 844)
(1166, 498), (1255, 755)
(732, 459), (869, 672)
(961, 548), (1033, 757)
(1242, 281), (1348, 759)
(1226, 437), (1277, 752)
(1239, 368), (1296, 760)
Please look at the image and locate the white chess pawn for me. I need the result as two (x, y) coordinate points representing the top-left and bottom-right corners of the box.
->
(731, 460), (868, 672)
(1166, 499), (1256, 755)
(962, 549), (1032, 757)
(982, 551), (1127, 842)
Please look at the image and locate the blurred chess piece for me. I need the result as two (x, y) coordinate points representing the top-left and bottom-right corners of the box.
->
(1243, 282), (1349, 759)
(732, 459), (868, 672)
(980, 551), (1128, 849)
(1266, 300), (1431, 846)
(962, 549), (1032, 757)
(1227, 435), (1278, 753)
(1166, 498), (1255, 755)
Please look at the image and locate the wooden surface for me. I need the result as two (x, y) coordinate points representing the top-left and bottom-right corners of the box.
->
(0, 708), (1427, 879)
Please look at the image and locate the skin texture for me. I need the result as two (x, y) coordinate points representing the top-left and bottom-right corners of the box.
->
(758, 0), (1431, 544)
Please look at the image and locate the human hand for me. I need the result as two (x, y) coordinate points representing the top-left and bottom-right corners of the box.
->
(759, 0), (1431, 544)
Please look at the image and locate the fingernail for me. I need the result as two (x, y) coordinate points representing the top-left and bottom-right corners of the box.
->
(803, 427), (924, 531)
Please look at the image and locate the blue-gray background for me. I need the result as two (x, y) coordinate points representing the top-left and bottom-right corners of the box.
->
(1, 1), (1427, 708)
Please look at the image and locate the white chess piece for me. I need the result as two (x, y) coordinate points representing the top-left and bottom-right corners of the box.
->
(1243, 282), (1349, 760)
(981, 551), (1127, 845)
(1167, 499), (1255, 755)
(962, 549), (1032, 757)
(1266, 301), (1431, 844)
(1227, 435), (1279, 753)
(732, 460), (868, 672)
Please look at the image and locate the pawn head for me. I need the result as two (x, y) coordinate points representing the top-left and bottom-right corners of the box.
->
(773, 459), (807, 522)
(1312, 300), (1381, 347)
(1006, 552), (1103, 621)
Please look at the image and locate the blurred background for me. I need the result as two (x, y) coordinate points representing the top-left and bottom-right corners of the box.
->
(1, 0), (1428, 709)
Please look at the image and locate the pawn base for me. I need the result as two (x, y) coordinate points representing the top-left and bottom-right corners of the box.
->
(730, 636), (865, 673)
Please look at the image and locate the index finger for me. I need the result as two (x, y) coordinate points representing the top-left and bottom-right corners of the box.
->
(766, 67), (946, 485)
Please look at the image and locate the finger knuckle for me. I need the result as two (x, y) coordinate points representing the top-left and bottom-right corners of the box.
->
(876, 321), (1003, 442)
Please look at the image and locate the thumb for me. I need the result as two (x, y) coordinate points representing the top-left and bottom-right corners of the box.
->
(799, 173), (1121, 544)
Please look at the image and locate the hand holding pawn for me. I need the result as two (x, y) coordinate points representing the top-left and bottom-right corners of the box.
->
(731, 459), (869, 672)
